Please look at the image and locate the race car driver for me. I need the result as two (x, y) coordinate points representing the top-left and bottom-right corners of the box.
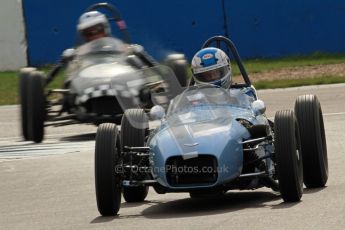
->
(77, 11), (111, 42)
(191, 47), (257, 100)
(45, 11), (156, 84)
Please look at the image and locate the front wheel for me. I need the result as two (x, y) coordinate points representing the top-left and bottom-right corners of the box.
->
(18, 67), (36, 140)
(294, 95), (328, 188)
(274, 110), (303, 202)
(95, 123), (122, 216)
(27, 71), (46, 143)
(121, 109), (149, 202)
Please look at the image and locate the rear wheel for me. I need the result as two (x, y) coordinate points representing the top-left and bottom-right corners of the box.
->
(274, 110), (303, 202)
(121, 109), (149, 202)
(164, 54), (188, 87)
(27, 71), (46, 143)
(18, 67), (36, 140)
(295, 95), (328, 188)
(95, 123), (122, 216)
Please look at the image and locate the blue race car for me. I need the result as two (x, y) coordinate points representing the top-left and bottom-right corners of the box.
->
(94, 36), (328, 216)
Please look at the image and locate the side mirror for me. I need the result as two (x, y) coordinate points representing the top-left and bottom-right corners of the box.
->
(150, 105), (166, 120)
(61, 48), (75, 62)
(252, 100), (266, 116)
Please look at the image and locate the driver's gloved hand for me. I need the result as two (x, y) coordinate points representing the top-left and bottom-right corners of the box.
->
(61, 48), (76, 64)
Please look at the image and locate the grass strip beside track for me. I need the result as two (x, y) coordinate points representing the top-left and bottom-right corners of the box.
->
(1, 53), (345, 105)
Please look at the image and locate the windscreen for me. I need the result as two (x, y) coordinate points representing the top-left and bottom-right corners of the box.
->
(165, 85), (253, 126)
(76, 37), (126, 56)
(168, 86), (250, 114)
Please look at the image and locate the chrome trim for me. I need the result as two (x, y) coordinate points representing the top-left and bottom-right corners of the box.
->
(183, 143), (199, 147)
(243, 145), (259, 151)
(239, 171), (266, 178)
(240, 137), (267, 144)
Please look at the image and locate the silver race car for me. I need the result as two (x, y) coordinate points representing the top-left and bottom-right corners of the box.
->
(19, 2), (188, 143)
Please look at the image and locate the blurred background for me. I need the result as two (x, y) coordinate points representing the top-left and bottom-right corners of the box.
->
(1, 0), (345, 69)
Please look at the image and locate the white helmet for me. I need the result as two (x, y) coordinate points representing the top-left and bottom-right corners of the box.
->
(77, 11), (111, 41)
(191, 47), (232, 88)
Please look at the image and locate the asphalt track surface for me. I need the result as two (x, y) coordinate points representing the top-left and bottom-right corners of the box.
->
(0, 84), (345, 230)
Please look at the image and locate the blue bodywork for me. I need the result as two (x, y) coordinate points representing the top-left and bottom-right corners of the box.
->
(147, 85), (269, 190)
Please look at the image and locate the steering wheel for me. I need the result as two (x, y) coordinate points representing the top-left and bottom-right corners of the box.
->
(85, 3), (131, 44)
(189, 36), (251, 87)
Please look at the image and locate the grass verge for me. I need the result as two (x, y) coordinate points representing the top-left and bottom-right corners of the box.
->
(0, 69), (65, 105)
(0, 72), (18, 105)
(233, 52), (345, 75)
(1, 53), (345, 105)
(254, 75), (345, 90)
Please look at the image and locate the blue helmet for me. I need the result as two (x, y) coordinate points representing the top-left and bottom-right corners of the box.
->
(191, 47), (232, 88)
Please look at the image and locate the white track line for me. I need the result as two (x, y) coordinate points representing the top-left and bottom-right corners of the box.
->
(0, 141), (94, 161)
(323, 112), (345, 116)
(0, 131), (95, 141)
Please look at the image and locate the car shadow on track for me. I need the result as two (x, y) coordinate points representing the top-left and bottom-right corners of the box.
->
(303, 187), (327, 194)
(90, 190), (288, 222)
(91, 216), (119, 224)
(59, 133), (96, 142)
(90, 186), (327, 222)
(139, 191), (284, 219)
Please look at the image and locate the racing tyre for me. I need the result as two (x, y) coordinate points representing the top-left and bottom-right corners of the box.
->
(121, 109), (149, 202)
(18, 67), (36, 140)
(165, 54), (188, 87)
(27, 71), (46, 143)
(274, 110), (303, 202)
(95, 123), (122, 216)
(294, 95), (328, 188)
